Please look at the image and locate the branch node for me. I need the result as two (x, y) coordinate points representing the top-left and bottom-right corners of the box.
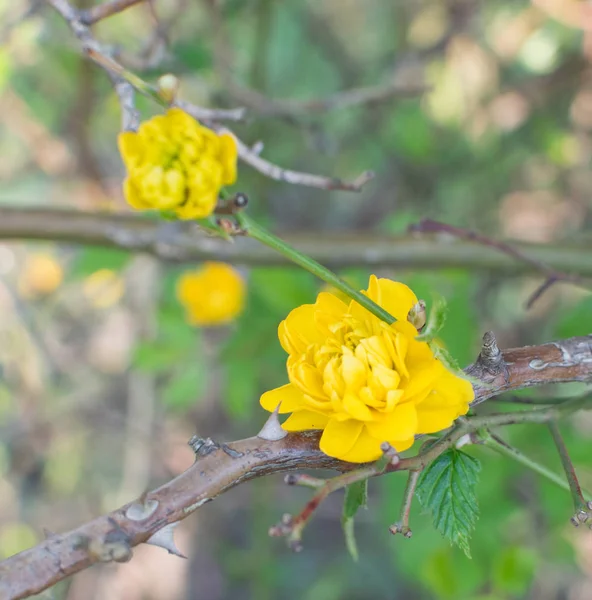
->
(188, 435), (220, 457)
(388, 523), (412, 538)
(126, 496), (159, 521)
(284, 473), (326, 489)
(379, 442), (400, 466)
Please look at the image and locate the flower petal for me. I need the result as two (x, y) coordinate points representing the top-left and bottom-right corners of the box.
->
(218, 133), (238, 185)
(282, 410), (329, 431)
(280, 303), (324, 354)
(365, 401), (418, 441)
(343, 393), (373, 421)
(260, 383), (306, 414)
(338, 425), (384, 463)
(118, 132), (144, 168)
(319, 418), (363, 458)
(367, 275), (418, 322)
(341, 353), (366, 391)
(389, 436), (415, 453)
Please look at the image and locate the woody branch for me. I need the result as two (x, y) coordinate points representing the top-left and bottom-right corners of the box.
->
(1, 334), (591, 599)
(0, 206), (591, 276)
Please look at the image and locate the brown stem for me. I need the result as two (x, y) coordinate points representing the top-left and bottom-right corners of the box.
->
(410, 219), (589, 303)
(547, 422), (586, 512)
(389, 470), (421, 538)
(1, 335), (591, 598)
(1, 207), (592, 275)
(79, 0), (144, 25)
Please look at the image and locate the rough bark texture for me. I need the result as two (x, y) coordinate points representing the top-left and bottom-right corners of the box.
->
(1, 335), (591, 599)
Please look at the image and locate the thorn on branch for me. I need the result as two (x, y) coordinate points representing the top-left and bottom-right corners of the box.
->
(257, 404), (287, 441)
(145, 522), (186, 558)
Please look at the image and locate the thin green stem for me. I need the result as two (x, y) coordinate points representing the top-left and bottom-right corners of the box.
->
(547, 422), (587, 510)
(235, 212), (396, 324)
(482, 432), (590, 500)
(390, 470), (421, 537)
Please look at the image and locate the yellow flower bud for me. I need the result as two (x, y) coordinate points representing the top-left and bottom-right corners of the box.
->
(176, 262), (245, 326)
(260, 276), (474, 463)
(157, 74), (180, 104)
(118, 108), (238, 220)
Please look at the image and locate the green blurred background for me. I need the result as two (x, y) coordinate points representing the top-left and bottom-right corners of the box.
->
(1, 0), (592, 598)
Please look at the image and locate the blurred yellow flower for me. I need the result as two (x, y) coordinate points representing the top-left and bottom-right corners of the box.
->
(118, 108), (237, 220)
(260, 276), (474, 463)
(176, 262), (245, 326)
(18, 253), (63, 298)
(83, 269), (125, 309)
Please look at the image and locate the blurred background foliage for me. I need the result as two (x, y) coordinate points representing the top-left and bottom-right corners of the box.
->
(1, 0), (592, 598)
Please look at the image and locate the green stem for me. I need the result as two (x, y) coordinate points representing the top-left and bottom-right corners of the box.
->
(390, 470), (421, 537)
(235, 212), (396, 324)
(547, 422), (587, 510)
(482, 432), (590, 500)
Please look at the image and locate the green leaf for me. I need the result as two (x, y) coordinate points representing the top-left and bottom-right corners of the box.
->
(415, 294), (447, 342)
(341, 479), (368, 561)
(416, 449), (481, 558)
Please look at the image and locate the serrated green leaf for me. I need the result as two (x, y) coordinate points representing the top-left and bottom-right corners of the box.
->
(416, 449), (481, 558)
(416, 295), (447, 342)
(341, 480), (368, 561)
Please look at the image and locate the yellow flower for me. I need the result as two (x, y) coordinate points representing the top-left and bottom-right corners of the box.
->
(176, 262), (245, 326)
(260, 276), (474, 463)
(83, 269), (125, 309)
(118, 108), (237, 220)
(18, 253), (63, 298)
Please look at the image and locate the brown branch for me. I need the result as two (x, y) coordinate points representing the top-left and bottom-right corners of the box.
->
(1, 334), (592, 598)
(1, 206), (592, 276)
(410, 219), (590, 304)
(79, 0), (144, 25)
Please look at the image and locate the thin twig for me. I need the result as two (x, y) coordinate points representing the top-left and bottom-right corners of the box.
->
(389, 470), (421, 538)
(410, 219), (590, 304)
(547, 422), (588, 514)
(47, 0), (373, 191)
(270, 466), (377, 551)
(482, 432), (577, 496)
(79, 0), (144, 25)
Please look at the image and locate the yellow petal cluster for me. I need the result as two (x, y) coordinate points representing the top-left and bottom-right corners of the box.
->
(260, 276), (474, 463)
(176, 262), (245, 326)
(118, 108), (237, 220)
